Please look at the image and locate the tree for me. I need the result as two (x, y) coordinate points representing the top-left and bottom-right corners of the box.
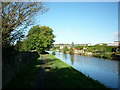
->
(69, 47), (74, 55)
(72, 42), (74, 47)
(2, 2), (48, 47)
(62, 45), (68, 53)
(75, 45), (84, 50)
(23, 25), (55, 54)
(15, 40), (23, 51)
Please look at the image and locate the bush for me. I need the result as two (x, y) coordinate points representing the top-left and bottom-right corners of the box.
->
(69, 47), (74, 55)
(52, 52), (56, 55)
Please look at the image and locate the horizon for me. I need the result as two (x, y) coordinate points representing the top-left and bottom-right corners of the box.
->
(53, 41), (119, 45)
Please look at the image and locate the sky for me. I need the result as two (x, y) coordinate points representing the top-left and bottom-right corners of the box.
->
(32, 2), (118, 44)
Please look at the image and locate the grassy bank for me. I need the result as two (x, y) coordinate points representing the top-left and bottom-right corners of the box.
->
(44, 54), (108, 88)
(92, 52), (112, 59)
(4, 54), (109, 88)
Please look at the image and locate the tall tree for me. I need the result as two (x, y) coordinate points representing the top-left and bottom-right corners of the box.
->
(72, 42), (74, 47)
(2, 2), (48, 47)
(23, 25), (55, 54)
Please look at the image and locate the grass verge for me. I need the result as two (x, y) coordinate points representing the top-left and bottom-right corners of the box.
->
(3, 54), (110, 89)
(44, 54), (109, 88)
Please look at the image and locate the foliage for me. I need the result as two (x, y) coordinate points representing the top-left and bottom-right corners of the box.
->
(69, 47), (74, 55)
(83, 45), (114, 53)
(15, 40), (23, 51)
(52, 51), (56, 55)
(93, 52), (112, 59)
(62, 45), (69, 53)
(2, 45), (19, 61)
(74, 45), (84, 50)
(22, 25), (55, 54)
(87, 48), (94, 52)
(44, 54), (107, 88)
(3, 54), (107, 88)
(2, 2), (48, 47)
(52, 46), (60, 51)
(71, 42), (74, 47)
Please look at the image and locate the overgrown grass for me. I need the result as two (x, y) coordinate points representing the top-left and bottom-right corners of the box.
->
(44, 54), (109, 88)
(3, 55), (41, 88)
(3, 54), (110, 89)
(93, 52), (112, 59)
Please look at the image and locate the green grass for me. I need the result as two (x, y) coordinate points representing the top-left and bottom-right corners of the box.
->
(4, 54), (110, 89)
(93, 52), (112, 60)
(44, 54), (109, 88)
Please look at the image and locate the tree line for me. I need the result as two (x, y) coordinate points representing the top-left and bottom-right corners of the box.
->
(2, 2), (55, 55)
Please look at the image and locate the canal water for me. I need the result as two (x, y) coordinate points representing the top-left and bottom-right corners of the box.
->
(48, 51), (120, 88)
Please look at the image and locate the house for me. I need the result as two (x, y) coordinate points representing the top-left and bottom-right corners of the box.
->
(107, 41), (120, 46)
(77, 44), (88, 46)
(86, 52), (93, 55)
(73, 48), (84, 54)
(60, 45), (65, 49)
(84, 52), (93, 56)
(83, 47), (87, 50)
(73, 48), (78, 51)
(114, 41), (120, 46)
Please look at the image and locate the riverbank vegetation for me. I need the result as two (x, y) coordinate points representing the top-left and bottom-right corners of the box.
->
(2, 2), (118, 89)
(2, 2), (49, 87)
(21, 25), (55, 54)
(51, 43), (120, 60)
(4, 54), (109, 88)
(44, 54), (108, 88)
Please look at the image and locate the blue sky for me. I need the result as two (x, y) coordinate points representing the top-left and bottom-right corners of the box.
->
(32, 2), (118, 44)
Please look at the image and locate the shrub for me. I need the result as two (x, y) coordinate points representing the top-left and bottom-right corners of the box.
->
(52, 52), (56, 55)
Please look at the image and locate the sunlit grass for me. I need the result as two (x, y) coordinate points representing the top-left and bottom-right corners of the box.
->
(4, 54), (110, 89)
(35, 65), (41, 68)
(44, 54), (109, 88)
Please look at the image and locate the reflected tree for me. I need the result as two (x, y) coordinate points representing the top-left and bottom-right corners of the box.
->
(63, 53), (67, 60)
(70, 55), (74, 65)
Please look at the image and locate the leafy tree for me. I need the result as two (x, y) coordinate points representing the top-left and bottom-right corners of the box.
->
(75, 45), (84, 50)
(72, 42), (74, 47)
(52, 46), (60, 51)
(62, 45), (68, 53)
(52, 51), (56, 55)
(23, 25), (55, 54)
(2, 2), (48, 47)
(15, 40), (23, 51)
(69, 47), (74, 55)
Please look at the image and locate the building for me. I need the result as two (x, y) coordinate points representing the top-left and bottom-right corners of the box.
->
(87, 43), (97, 46)
(107, 41), (120, 46)
(60, 45), (65, 49)
(73, 48), (84, 54)
(114, 41), (120, 46)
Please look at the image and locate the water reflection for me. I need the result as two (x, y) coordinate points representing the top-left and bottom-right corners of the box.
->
(47, 51), (119, 88)
(70, 55), (74, 65)
(63, 53), (67, 60)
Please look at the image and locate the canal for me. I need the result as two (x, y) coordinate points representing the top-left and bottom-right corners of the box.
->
(48, 51), (120, 88)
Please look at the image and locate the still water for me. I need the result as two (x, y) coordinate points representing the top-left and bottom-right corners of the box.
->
(48, 51), (120, 88)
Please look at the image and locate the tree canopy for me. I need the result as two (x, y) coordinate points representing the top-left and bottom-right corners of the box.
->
(22, 25), (55, 54)
(2, 2), (48, 47)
